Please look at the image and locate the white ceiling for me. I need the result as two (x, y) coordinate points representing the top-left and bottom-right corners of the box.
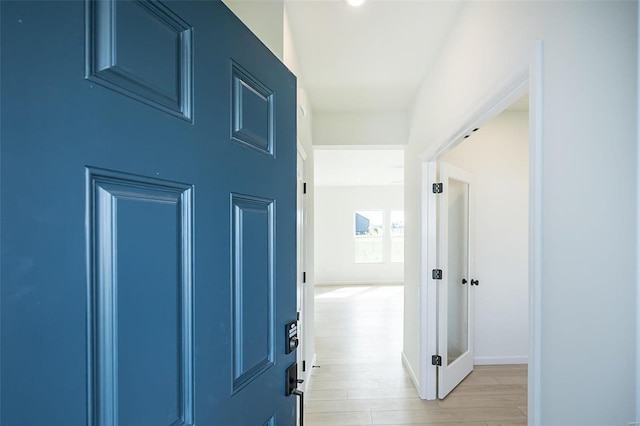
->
(285, 0), (464, 112)
(288, 4), (526, 188)
(314, 148), (404, 186)
(313, 94), (527, 188)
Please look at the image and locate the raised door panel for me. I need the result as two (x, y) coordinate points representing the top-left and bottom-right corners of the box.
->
(86, 0), (193, 120)
(232, 64), (275, 155)
(88, 168), (194, 426)
(231, 194), (275, 393)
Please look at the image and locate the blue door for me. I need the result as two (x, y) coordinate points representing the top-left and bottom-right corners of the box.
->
(1, 1), (298, 425)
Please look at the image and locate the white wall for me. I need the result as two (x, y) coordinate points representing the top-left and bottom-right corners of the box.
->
(315, 185), (404, 285)
(222, 0), (284, 60)
(313, 111), (408, 146)
(403, 2), (637, 424)
(441, 111), (529, 365)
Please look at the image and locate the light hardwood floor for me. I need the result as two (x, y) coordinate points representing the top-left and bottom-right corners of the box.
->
(306, 284), (527, 426)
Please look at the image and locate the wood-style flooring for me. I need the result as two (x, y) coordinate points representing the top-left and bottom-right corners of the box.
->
(306, 284), (527, 426)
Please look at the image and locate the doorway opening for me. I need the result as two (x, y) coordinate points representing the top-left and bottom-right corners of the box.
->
(310, 146), (406, 376)
(313, 146), (405, 288)
(435, 94), (530, 406)
(420, 42), (543, 423)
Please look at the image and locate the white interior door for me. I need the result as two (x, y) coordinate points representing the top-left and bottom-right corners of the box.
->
(437, 162), (474, 398)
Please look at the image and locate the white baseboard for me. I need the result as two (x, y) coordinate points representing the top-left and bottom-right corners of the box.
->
(301, 353), (317, 393)
(474, 356), (528, 365)
(401, 352), (420, 391)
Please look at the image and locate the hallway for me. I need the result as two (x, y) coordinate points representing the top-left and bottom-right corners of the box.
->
(306, 284), (527, 425)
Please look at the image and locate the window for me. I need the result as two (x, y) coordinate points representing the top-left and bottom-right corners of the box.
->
(354, 211), (383, 263)
(390, 210), (404, 262)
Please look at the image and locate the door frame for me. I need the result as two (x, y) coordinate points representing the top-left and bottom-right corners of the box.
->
(296, 140), (311, 391)
(418, 41), (544, 423)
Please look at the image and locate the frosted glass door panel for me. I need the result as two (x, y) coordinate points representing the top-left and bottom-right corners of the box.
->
(446, 178), (469, 365)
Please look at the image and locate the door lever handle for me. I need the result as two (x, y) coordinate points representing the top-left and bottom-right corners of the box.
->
(461, 279), (467, 285)
(470, 279), (479, 286)
(292, 389), (304, 426)
(286, 363), (304, 425)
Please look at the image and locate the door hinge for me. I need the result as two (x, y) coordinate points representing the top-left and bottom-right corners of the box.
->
(432, 269), (443, 280)
(432, 183), (443, 193)
(302, 360), (306, 372)
(431, 355), (442, 366)
(303, 272), (306, 283)
(303, 182), (307, 194)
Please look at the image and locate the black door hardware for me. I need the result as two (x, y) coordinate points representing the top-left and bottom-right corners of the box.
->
(285, 319), (299, 354)
(471, 279), (479, 286)
(461, 279), (467, 285)
(286, 363), (304, 425)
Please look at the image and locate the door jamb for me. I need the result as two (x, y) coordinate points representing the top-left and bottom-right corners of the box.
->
(418, 41), (544, 425)
(296, 140), (310, 391)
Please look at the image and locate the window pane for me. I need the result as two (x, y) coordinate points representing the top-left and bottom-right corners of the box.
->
(354, 211), (384, 263)
(390, 211), (404, 237)
(355, 238), (383, 263)
(391, 237), (404, 263)
(355, 211), (384, 236)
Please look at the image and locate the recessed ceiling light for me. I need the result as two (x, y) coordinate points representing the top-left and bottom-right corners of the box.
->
(347, 0), (366, 7)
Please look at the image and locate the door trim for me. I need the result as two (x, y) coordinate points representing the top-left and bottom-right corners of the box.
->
(296, 142), (313, 392)
(418, 41), (544, 424)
